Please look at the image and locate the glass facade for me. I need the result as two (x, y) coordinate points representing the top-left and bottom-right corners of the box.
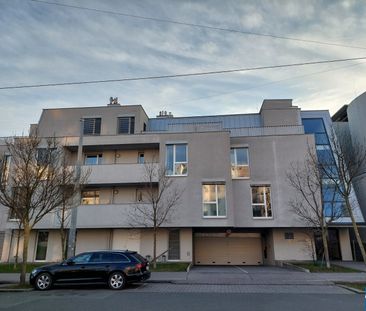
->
(302, 118), (346, 217)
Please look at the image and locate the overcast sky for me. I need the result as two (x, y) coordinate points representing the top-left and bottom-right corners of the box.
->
(0, 0), (366, 136)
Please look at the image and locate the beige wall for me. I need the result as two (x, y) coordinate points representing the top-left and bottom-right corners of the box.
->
(273, 229), (315, 261)
(112, 229), (141, 252)
(37, 105), (149, 137)
(4, 230), (62, 262)
(339, 228), (353, 261)
(75, 229), (111, 254)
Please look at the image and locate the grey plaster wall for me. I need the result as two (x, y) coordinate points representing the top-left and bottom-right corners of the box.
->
(37, 105), (149, 137)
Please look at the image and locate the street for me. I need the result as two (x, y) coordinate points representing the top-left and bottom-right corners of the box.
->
(0, 283), (363, 311)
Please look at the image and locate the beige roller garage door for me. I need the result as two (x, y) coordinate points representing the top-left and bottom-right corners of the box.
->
(194, 236), (263, 265)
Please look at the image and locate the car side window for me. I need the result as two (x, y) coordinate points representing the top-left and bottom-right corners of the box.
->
(72, 253), (92, 264)
(110, 253), (130, 263)
(89, 253), (103, 263)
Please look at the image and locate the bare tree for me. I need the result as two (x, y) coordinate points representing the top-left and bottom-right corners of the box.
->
(0, 135), (78, 285)
(129, 161), (183, 268)
(55, 155), (89, 260)
(317, 128), (366, 264)
(287, 146), (342, 269)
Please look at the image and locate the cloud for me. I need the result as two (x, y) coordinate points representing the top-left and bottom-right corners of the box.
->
(0, 0), (365, 136)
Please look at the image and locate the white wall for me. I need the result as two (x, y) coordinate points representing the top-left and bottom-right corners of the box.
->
(339, 228), (353, 261)
(273, 229), (315, 261)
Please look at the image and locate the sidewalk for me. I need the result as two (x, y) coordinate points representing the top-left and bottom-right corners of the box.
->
(332, 261), (366, 272)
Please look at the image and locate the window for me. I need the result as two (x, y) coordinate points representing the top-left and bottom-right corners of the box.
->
(35, 231), (49, 261)
(168, 230), (180, 260)
(1, 155), (11, 186)
(284, 232), (294, 240)
(84, 154), (103, 165)
(118, 117), (135, 134)
(37, 148), (56, 166)
(166, 144), (187, 176)
(252, 186), (272, 218)
(202, 184), (226, 217)
(81, 190), (100, 204)
(136, 189), (143, 202)
(230, 147), (250, 178)
(83, 118), (101, 135)
(138, 152), (145, 164)
(72, 253), (92, 264)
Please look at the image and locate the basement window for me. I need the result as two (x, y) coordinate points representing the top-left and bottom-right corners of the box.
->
(284, 232), (294, 240)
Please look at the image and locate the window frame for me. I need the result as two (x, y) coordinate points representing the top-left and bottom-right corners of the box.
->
(117, 116), (135, 135)
(81, 190), (100, 205)
(138, 152), (145, 164)
(83, 117), (101, 136)
(84, 153), (103, 165)
(251, 185), (273, 219)
(202, 183), (227, 218)
(34, 231), (49, 262)
(230, 147), (250, 179)
(165, 144), (188, 176)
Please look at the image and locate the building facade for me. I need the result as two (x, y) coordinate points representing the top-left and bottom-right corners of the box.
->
(0, 99), (361, 265)
(332, 92), (366, 259)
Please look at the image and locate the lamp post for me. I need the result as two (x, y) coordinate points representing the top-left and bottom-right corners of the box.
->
(67, 118), (84, 258)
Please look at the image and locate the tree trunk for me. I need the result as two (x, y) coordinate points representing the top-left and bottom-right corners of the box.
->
(153, 228), (157, 269)
(20, 225), (31, 285)
(13, 230), (21, 270)
(346, 199), (366, 264)
(321, 226), (331, 269)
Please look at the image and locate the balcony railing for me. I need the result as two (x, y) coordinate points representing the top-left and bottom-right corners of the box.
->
(83, 163), (159, 185)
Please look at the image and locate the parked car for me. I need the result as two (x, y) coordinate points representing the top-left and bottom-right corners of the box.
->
(30, 250), (150, 290)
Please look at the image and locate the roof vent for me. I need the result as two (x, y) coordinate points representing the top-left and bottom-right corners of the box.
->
(157, 111), (173, 118)
(108, 97), (120, 106)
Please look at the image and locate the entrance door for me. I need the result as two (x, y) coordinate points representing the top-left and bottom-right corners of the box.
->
(35, 231), (49, 261)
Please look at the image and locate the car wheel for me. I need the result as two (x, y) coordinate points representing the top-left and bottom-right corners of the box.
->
(108, 272), (126, 290)
(35, 273), (53, 291)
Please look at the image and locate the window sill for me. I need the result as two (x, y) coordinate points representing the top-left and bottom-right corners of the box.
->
(203, 216), (227, 219)
(232, 177), (250, 180)
(8, 219), (19, 222)
(253, 217), (273, 220)
(165, 174), (188, 177)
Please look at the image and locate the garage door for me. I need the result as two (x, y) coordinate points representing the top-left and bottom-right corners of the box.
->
(194, 236), (263, 265)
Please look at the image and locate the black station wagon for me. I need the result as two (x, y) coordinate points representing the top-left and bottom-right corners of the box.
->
(30, 250), (150, 290)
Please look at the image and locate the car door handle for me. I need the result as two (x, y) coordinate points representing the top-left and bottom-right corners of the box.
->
(80, 266), (86, 269)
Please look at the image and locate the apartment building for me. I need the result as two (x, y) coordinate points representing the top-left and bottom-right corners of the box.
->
(0, 98), (362, 265)
(332, 91), (366, 259)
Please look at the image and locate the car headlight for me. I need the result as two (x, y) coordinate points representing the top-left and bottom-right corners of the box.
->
(30, 269), (39, 276)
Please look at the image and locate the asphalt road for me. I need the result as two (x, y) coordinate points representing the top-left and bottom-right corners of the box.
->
(0, 284), (363, 311)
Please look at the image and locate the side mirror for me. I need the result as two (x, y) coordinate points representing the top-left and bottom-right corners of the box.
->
(66, 259), (75, 265)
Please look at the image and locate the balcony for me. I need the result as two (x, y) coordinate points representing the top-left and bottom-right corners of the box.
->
(11, 203), (151, 229)
(83, 163), (159, 185)
(62, 134), (160, 151)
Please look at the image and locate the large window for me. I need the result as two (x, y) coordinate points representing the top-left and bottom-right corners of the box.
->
(35, 231), (49, 261)
(118, 117), (135, 134)
(84, 154), (103, 165)
(302, 118), (347, 217)
(202, 184), (226, 217)
(251, 186), (272, 218)
(166, 144), (187, 176)
(81, 190), (100, 204)
(230, 147), (250, 178)
(83, 118), (101, 135)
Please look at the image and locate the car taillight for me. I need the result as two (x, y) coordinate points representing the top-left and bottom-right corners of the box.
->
(136, 263), (143, 270)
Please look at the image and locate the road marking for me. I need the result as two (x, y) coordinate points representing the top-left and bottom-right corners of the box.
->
(235, 266), (248, 274)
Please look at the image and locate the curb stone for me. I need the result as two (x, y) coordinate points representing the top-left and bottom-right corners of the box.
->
(336, 284), (364, 294)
